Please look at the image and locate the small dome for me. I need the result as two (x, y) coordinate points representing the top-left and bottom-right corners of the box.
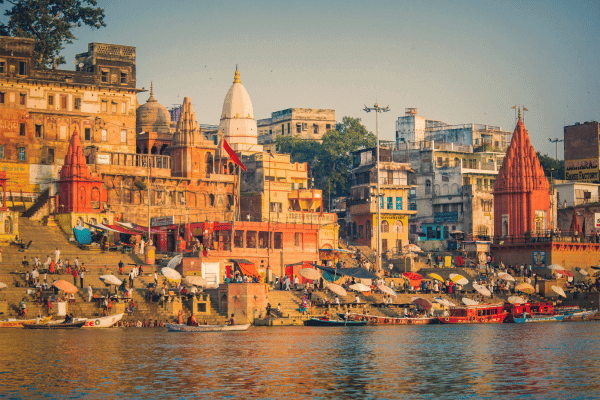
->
(220, 67), (254, 120)
(136, 82), (171, 135)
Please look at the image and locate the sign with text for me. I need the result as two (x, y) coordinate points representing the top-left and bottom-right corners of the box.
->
(150, 216), (174, 226)
(96, 154), (110, 165)
(565, 158), (599, 182)
(595, 213), (600, 228)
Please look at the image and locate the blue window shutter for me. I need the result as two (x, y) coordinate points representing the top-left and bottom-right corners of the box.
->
(380, 197), (384, 209)
(396, 197), (402, 210)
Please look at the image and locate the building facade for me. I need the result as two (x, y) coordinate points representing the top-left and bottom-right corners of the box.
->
(564, 121), (600, 183)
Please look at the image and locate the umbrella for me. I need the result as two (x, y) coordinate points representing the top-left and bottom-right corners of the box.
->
(99, 275), (122, 286)
(0, 282), (7, 289)
(161, 267), (182, 283)
(167, 255), (183, 270)
(405, 244), (422, 253)
(462, 297), (479, 306)
(53, 279), (78, 294)
(551, 285), (567, 298)
(434, 297), (455, 307)
(556, 270), (574, 278)
(449, 273), (469, 285)
(298, 268), (322, 281)
(515, 282), (535, 294)
(327, 283), (347, 297)
(548, 264), (563, 270)
(411, 297), (433, 310)
(472, 283), (491, 297)
(576, 267), (589, 276)
(349, 283), (371, 292)
(427, 273), (445, 283)
(498, 272), (515, 282)
(403, 272), (423, 280)
(508, 296), (527, 304)
(184, 276), (207, 287)
(378, 285), (397, 297)
(361, 279), (372, 286)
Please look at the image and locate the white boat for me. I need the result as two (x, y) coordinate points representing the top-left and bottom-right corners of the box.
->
(165, 323), (250, 332)
(74, 313), (124, 328)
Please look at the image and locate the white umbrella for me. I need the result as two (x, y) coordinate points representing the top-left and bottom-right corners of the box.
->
(99, 275), (122, 286)
(462, 297), (479, 306)
(161, 267), (182, 283)
(434, 297), (455, 307)
(498, 272), (516, 282)
(349, 283), (371, 292)
(298, 268), (322, 281)
(0, 282), (7, 289)
(472, 283), (491, 297)
(327, 283), (347, 297)
(378, 284), (397, 297)
(551, 285), (567, 298)
(576, 267), (589, 276)
(361, 279), (372, 286)
(449, 273), (469, 285)
(405, 244), (422, 253)
(508, 296), (527, 304)
(167, 255), (183, 270)
(184, 276), (207, 287)
(548, 264), (563, 270)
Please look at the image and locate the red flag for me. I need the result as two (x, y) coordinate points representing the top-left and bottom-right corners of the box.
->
(223, 139), (246, 172)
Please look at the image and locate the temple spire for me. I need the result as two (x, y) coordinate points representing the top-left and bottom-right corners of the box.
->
(147, 81), (156, 102)
(233, 66), (241, 84)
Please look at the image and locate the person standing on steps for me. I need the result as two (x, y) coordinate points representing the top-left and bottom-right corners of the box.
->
(54, 247), (60, 264)
(72, 267), (78, 286)
(74, 257), (80, 270)
(118, 260), (124, 275)
(87, 284), (93, 302)
(79, 269), (85, 289)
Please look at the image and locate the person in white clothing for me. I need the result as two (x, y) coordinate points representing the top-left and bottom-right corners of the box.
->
(140, 239), (145, 255)
(54, 248), (60, 264)
(87, 284), (93, 302)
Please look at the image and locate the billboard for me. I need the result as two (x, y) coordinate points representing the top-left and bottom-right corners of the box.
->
(565, 158), (599, 182)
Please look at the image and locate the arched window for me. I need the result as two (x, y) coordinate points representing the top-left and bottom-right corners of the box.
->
(442, 184), (449, 196)
(425, 180), (431, 194)
(89, 218), (97, 232)
(76, 217), (84, 226)
(451, 183), (459, 195)
(434, 185), (440, 196)
(4, 217), (12, 234)
(160, 144), (168, 155)
(206, 153), (214, 174)
(209, 194), (215, 206)
(381, 220), (389, 233)
(91, 187), (101, 209)
(151, 146), (157, 154)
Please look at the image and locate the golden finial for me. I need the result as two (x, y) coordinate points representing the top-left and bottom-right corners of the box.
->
(518, 106), (522, 120)
(150, 81), (154, 97)
(233, 65), (241, 84)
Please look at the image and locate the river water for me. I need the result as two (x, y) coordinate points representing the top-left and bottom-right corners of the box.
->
(1, 322), (599, 399)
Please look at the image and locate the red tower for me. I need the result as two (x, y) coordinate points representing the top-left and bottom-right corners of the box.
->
(58, 131), (106, 213)
(493, 111), (551, 240)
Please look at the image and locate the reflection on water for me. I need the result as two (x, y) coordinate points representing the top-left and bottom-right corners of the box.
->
(1, 323), (599, 399)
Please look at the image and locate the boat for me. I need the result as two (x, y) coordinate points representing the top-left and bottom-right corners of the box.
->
(504, 301), (563, 323)
(22, 321), (86, 329)
(304, 318), (368, 326)
(165, 323), (251, 332)
(554, 305), (597, 321)
(438, 303), (508, 324)
(338, 312), (437, 325)
(0, 317), (51, 328)
(75, 313), (124, 328)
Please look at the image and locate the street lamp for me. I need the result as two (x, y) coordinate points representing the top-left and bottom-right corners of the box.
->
(363, 102), (390, 271)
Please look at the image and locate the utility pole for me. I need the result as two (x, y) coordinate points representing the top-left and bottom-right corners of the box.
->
(363, 102), (390, 271)
(548, 138), (564, 161)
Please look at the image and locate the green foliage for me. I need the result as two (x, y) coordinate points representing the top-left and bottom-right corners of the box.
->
(134, 180), (147, 191)
(0, 0), (105, 68)
(276, 116), (376, 207)
(536, 152), (564, 180)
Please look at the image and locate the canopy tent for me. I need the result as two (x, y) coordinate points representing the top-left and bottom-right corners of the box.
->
(313, 264), (379, 280)
(73, 225), (92, 245)
(230, 259), (260, 278)
(116, 221), (164, 234)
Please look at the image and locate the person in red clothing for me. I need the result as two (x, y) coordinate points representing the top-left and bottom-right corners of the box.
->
(448, 280), (454, 296)
(49, 261), (55, 274)
(72, 268), (78, 286)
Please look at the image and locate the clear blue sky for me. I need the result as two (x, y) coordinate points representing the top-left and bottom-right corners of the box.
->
(53, 0), (600, 158)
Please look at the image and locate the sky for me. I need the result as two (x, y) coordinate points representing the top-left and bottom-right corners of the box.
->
(34, 0), (600, 158)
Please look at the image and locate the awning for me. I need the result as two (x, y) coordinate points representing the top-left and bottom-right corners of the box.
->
(313, 264), (379, 280)
(86, 222), (139, 235)
(319, 248), (355, 254)
(73, 225), (92, 245)
(214, 222), (232, 231)
(232, 260), (259, 277)
(116, 222), (164, 234)
(230, 258), (253, 265)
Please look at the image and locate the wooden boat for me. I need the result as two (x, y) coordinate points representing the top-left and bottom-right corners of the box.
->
(304, 318), (368, 326)
(504, 301), (562, 323)
(22, 321), (85, 329)
(165, 323), (250, 332)
(0, 317), (51, 328)
(75, 313), (124, 328)
(338, 312), (436, 325)
(563, 309), (597, 321)
(513, 313), (565, 323)
(438, 303), (508, 324)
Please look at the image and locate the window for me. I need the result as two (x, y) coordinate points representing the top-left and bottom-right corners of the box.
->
(326, 124), (331, 130)
(48, 95), (54, 106)
(0, 60), (4, 73)
(302, 123), (307, 131)
(101, 129), (107, 142)
(281, 124), (284, 135)
(425, 179), (431, 194)
(296, 124), (301, 133)
(101, 100), (107, 112)
(18, 147), (25, 161)
(19, 93), (26, 105)
(111, 102), (117, 113)
(287, 123), (290, 134)
(101, 70), (108, 83)
(381, 220), (389, 233)
(19, 123), (25, 136)
(270, 202), (282, 213)
(313, 124), (318, 134)
(0, 145), (4, 159)
(120, 129), (127, 143)
(84, 127), (91, 141)
(35, 124), (42, 138)
(19, 61), (26, 75)
(408, 189), (417, 210)
(0, 92), (4, 104)
(47, 148), (54, 163)
(60, 95), (67, 109)
(295, 232), (301, 247)
(74, 97), (81, 110)
(387, 196), (393, 210)
(120, 72), (127, 84)
(396, 196), (403, 210)
(234, 231), (243, 248)
(274, 232), (283, 249)
(121, 102), (126, 114)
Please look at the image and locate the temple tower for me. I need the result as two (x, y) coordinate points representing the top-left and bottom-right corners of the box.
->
(493, 109), (551, 239)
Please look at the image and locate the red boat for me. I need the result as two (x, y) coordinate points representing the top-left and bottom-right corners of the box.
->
(341, 312), (436, 325)
(503, 301), (555, 323)
(438, 303), (508, 324)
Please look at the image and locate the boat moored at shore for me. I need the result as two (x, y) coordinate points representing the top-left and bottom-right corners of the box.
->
(438, 303), (508, 324)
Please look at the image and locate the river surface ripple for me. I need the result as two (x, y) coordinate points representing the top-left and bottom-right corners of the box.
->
(1, 323), (599, 399)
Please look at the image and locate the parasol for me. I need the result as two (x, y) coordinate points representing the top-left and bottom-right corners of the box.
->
(498, 272), (515, 282)
(405, 244), (422, 253)
(449, 273), (469, 285)
(508, 296), (527, 304)
(378, 285), (397, 297)
(556, 270), (574, 278)
(167, 254), (183, 270)
(411, 297), (433, 310)
(53, 279), (78, 294)
(298, 268), (322, 281)
(462, 297), (479, 306)
(361, 279), (372, 286)
(515, 282), (535, 294)
(427, 273), (445, 283)
(184, 276), (207, 287)
(161, 267), (182, 283)
(434, 297), (455, 307)
(0, 282), (7, 289)
(349, 283), (371, 292)
(576, 267), (589, 276)
(548, 264), (563, 270)
(327, 283), (347, 297)
(551, 285), (567, 298)
(99, 275), (122, 286)
(472, 283), (491, 297)
(403, 272), (423, 280)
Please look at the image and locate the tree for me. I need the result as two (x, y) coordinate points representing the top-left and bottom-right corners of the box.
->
(0, 0), (105, 68)
(537, 152), (564, 181)
(276, 116), (376, 208)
